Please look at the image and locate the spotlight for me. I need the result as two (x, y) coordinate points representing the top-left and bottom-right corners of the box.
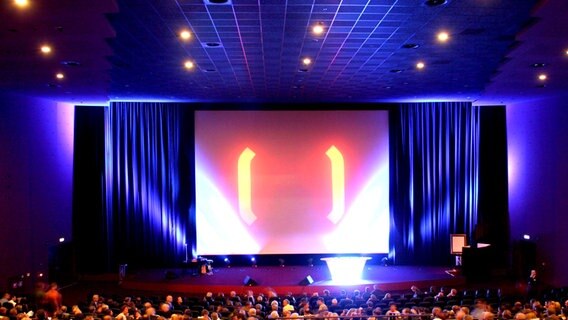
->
(523, 234), (531, 240)
(307, 258), (314, 267)
(279, 258), (285, 267)
(14, 0), (29, 8)
(224, 257), (231, 268)
(437, 31), (449, 42)
(59, 237), (65, 243)
(251, 257), (257, 267)
(55, 73), (65, 79)
(40, 45), (52, 54)
(416, 62), (425, 69)
(538, 74), (547, 81)
(302, 57), (312, 66)
(180, 30), (192, 40)
(184, 60), (195, 70)
(312, 23), (325, 35)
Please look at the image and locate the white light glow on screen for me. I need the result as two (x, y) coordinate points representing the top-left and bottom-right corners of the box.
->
(195, 110), (389, 255)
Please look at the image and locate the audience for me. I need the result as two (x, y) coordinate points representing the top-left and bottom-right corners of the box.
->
(2, 281), (568, 320)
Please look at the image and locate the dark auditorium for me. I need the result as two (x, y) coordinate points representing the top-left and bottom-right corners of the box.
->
(1, 1), (568, 320)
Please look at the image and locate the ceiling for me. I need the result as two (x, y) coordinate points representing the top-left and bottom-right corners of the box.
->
(1, 0), (567, 104)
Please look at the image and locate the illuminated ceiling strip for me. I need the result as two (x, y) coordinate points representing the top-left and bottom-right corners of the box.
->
(238, 147), (257, 225)
(326, 145), (345, 224)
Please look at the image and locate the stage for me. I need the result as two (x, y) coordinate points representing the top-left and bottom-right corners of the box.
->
(120, 265), (465, 295)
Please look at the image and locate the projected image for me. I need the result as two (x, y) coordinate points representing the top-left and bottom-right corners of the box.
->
(195, 111), (389, 255)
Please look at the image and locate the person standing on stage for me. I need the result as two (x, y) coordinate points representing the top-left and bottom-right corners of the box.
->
(527, 269), (539, 299)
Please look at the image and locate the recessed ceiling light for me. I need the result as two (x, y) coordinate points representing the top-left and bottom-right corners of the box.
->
(205, 0), (230, 4)
(302, 57), (312, 66)
(40, 45), (52, 54)
(531, 63), (547, 68)
(180, 30), (191, 40)
(14, 0), (29, 7)
(538, 74), (547, 81)
(565, 49), (568, 55)
(402, 43), (420, 49)
(312, 23), (325, 35)
(55, 73), (65, 80)
(203, 42), (222, 48)
(437, 31), (450, 42)
(416, 62), (425, 69)
(424, 0), (447, 7)
(61, 60), (81, 67)
(184, 60), (195, 70)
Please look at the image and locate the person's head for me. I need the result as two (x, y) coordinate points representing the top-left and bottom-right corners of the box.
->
(283, 299), (289, 306)
(121, 306), (129, 315)
(482, 312), (495, 320)
(248, 308), (256, 317)
(530, 270), (537, 277)
(166, 296), (173, 303)
(160, 303), (170, 313)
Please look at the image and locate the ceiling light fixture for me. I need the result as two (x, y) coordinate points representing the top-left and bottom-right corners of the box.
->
(424, 0), (447, 7)
(302, 58), (312, 66)
(402, 43), (420, 49)
(416, 62), (425, 69)
(14, 0), (29, 7)
(312, 23), (325, 35)
(180, 30), (191, 40)
(40, 45), (52, 54)
(55, 73), (65, 80)
(437, 31), (450, 42)
(184, 60), (195, 70)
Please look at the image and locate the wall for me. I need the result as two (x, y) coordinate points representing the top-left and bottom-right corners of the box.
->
(507, 95), (568, 286)
(0, 94), (74, 291)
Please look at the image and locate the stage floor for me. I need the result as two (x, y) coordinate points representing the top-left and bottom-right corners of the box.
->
(120, 265), (464, 295)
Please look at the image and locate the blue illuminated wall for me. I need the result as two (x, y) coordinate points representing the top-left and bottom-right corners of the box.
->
(507, 96), (568, 286)
(0, 94), (74, 290)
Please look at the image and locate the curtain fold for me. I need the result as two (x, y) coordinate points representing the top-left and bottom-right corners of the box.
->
(105, 102), (190, 268)
(390, 102), (480, 265)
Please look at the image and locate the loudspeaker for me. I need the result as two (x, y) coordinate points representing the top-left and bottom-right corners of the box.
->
(299, 275), (314, 286)
(165, 271), (179, 280)
(243, 275), (257, 286)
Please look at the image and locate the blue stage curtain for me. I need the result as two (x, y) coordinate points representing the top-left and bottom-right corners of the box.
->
(104, 102), (192, 268)
(390, 102), (480, 265)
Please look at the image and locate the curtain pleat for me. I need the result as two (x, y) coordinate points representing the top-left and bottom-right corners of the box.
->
(105, 102), (189, 267)
(390, 102), (480, 265)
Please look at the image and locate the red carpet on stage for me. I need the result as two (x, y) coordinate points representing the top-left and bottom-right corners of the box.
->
(121, 265), (464, 295)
